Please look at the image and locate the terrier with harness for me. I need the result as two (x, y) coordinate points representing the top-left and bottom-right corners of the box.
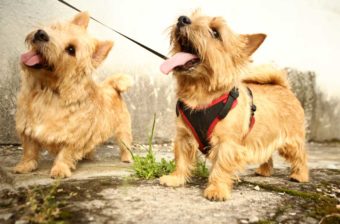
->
(160, 11), (309, 201)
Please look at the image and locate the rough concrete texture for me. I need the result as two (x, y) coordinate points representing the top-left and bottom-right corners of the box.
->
(286, 68), (316, 141)
(0, 143), (340, 223)
(285, 68), (340, 142)
(0, 0), (339, 144)
(312, 91), (340, 142)
(95, 185), (282, 224)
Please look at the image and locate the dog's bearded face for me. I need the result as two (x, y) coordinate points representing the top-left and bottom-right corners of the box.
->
(162, 11), (266, 86)
(20, 12), (113, 80)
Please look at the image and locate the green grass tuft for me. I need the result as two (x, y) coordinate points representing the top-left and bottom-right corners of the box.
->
(193, 158), (209, 178)
(132, 114), (176, 179)
(129, 114), (210, 180)
(133, 153), (176, 180)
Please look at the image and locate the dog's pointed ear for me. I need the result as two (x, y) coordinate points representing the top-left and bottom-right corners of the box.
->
(241, 33), (266, 56)
(92, 40), (114, 68)
(72, 11), (90, 29)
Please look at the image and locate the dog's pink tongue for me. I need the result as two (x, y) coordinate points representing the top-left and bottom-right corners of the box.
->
(160, 52), (198, 75)
(20, 51), (42, 66)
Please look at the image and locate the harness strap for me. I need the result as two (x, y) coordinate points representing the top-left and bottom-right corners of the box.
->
(218, 87), (239, 119)
(176, 88), (239, 154)
(247, 87), (256, 131)
(176, 87), (257, 155)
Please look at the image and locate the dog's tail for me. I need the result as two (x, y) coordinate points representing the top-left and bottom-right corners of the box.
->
(103, 74), (133, 93)
(242, 64), (289, 88)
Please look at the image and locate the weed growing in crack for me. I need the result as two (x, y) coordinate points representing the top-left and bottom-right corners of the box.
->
(125, 114), (210, 180)
(193, 158), (209, 178)
(23, 180), (75, 223)
(130, 114), (175, 179)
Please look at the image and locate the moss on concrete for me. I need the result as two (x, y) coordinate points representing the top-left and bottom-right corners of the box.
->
(241, 178), (339, 223)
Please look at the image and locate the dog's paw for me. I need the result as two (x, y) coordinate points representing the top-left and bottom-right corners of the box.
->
(204, 184), (230, 201)
(255, 166), (273, 177)
(13, 160), (38, 174)
(290, 172), (309, 183)
(120, 150), (132, 163)
(159, 174), (185, 187)
(50, 163), (72, 179)
(84, 152), (95, 161)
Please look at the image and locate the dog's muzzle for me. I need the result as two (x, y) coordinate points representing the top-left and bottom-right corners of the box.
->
(33, 29), (49, 43)
(177, 16), (191, 28)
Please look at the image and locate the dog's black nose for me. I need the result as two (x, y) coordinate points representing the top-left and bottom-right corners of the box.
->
(177, 16), (191, 27)
(33, 29), (49, 42)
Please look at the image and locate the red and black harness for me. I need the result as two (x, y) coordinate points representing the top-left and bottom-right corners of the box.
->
(176, 87), (256, 154)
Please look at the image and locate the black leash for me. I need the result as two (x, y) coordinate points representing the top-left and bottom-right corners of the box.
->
(58, 0), (168, 60)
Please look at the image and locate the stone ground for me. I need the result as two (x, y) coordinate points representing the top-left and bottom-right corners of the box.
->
(0, 143), (340, 224)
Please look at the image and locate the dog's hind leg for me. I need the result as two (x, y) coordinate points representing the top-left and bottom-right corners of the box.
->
(160, 133), (197, 187)
(14, 135), (41, 173)
(255, 156), (273, 177)
(278, 139), (309, 182)
(110, 105), (133, 163)
(114, 129), (133, 163)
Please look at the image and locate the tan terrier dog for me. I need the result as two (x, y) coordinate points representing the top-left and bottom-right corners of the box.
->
(14, 12), (133, 178)
(160, 11), (309, 200)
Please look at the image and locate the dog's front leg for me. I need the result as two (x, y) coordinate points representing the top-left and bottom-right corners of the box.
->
(204, 141), (247, 201)
(160, 134), (197, 187)
(50, 146), (80, 178)
(14, 135), (41, 173)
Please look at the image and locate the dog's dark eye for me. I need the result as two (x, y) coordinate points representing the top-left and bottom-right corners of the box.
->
(211, 28), (220, 39)
(65, 44), (76, 56)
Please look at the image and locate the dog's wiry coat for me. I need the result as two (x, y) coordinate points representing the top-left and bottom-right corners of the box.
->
(14, 12), (133, 178)
(160, 11), (309, 201)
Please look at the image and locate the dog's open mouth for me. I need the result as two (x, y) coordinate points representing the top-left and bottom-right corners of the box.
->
(160, 37), (200, 75)
(20, 50), (52, 70)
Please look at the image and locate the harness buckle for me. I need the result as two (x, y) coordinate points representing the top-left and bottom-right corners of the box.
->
(229, 88), (239, 99)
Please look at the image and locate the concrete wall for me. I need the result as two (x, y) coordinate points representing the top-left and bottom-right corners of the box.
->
(0, 0), (339, 144)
